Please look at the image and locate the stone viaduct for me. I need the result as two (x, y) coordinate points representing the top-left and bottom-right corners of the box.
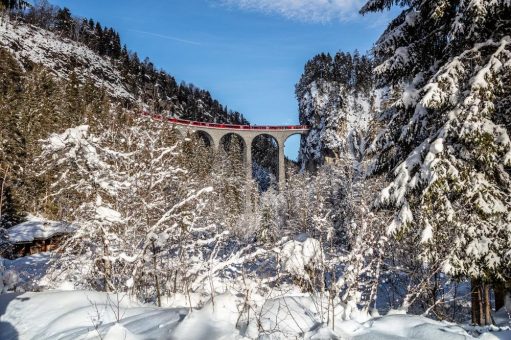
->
(144, 113), (310, 183)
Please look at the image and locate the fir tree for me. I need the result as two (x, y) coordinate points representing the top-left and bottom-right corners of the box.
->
(1, 0), (30, 11)
(62, 71), (83, 126)
(55, 7), (74, 39)
(362, 0), (511, 324)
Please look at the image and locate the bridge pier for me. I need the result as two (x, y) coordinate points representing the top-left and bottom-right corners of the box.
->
(244, 136), (253, 182)
(278, 139), (286, 185)
(211, 135), (222, 152)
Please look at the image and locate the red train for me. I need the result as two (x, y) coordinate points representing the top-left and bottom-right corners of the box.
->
(140, 110), (308, 130)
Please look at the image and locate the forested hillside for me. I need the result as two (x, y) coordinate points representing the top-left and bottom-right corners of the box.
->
(1, 0), (248, 124)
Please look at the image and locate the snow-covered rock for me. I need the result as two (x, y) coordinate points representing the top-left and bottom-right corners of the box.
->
(173, 293), (244, 339)
(2, 252), (52, 291)
(103, 324), (141, 340)
(337, 314), (474, 340)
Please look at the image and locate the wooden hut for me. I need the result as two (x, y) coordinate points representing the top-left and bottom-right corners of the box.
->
(5, 218), (75, 259)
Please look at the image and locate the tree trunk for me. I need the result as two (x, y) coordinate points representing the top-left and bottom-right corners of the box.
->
(102, 234), (111, 292)
(0, 165), (9, 223)
(151, 241), (161, 307)
(483, 283), (491, 325)
(494, 282), (507, 311)
(471, 279), (494, 325)
(471, 278), (483, 325)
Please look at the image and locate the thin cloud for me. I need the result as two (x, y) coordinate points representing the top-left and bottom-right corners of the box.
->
(128, 29), (203, 46)
(219, 0), (366, 23)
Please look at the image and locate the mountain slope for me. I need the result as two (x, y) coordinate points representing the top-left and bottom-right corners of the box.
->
(0, 20), (133, 100)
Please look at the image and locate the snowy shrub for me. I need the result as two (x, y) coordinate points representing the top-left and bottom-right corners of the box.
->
(280, 236), (323, 279)
(2, 269), (18, 293)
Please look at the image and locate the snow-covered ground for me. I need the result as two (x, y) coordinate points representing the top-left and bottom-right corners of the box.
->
(1, 252), (51, 292)
(0, 290), (187, 340)
(0, 219), (509, 339)
(1, 289), (508, 340)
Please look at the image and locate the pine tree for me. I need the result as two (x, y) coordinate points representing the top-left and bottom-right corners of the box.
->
(203, 134), (249, 230)
(1, 0), (30, 11)
(55, 7), (74, 39)
(362, 0), (511, 323)
(62, 71), (84, 126)
(25, 0), (54, 29)
(94, 22), (105, 55)
(257, 188), (280, 243)
(252, 135), (278, 190)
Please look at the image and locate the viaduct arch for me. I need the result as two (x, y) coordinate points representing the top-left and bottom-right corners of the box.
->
(144, 112), (309, 183)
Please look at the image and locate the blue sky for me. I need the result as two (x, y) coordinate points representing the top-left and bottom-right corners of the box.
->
(47, 0), (394, 159)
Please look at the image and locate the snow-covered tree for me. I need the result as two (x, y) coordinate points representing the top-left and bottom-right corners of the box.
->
(38, 115), (213, 304)
(207, 134), (253, 233)
(362, 0), (511, 324)
(256, 187), (282, 243)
